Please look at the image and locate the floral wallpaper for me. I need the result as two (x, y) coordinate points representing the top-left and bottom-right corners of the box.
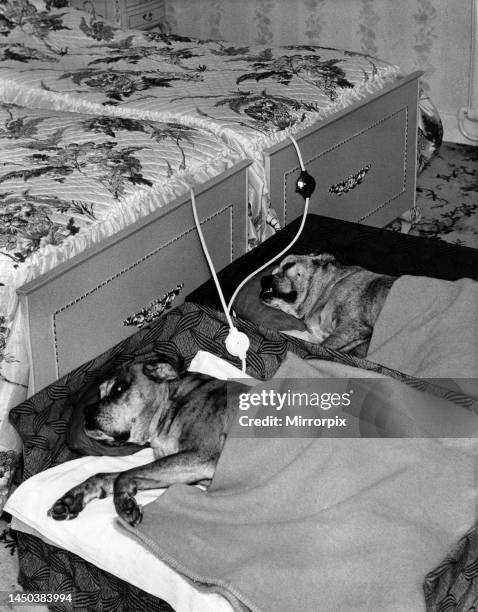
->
(163, 0), (473, 141)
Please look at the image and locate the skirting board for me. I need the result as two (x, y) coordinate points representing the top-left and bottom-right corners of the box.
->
(442, 110), (478, 144)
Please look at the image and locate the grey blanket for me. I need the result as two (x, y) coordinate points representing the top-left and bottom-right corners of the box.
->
(118, 276), (478, 612)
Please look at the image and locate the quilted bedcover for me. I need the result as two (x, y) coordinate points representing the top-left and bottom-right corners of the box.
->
(0, 0), (401, 243)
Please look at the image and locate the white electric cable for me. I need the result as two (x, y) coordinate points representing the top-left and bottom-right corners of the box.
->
(190, 188), (249, 373)
(190, 187), (235, 330)
(226, 134), (309, 314)
(289, 133), (306, 172)
(190, 133), (313, 374)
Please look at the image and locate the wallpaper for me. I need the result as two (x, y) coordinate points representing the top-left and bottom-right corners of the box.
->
(163, 0), (474, 141)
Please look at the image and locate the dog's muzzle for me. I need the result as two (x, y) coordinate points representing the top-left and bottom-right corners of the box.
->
(84, 402), (130, 445)
(260, 274), (298, 304)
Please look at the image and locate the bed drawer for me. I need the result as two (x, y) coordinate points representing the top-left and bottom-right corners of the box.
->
(18, 161), (250, 393)
(266, 72), (421, 228)
(127, 4), (164, 29)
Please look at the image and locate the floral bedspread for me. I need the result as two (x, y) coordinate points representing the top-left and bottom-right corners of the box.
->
(0, 102), (238, 284)
(0, 0), (401, 245)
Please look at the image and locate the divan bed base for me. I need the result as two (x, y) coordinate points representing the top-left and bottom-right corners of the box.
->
(17, 161), (250, 393)
(265, 72), (422, 228)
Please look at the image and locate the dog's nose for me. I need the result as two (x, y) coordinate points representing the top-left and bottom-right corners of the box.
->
(260, 275), (275, 300)
(113, 431), (130, 444)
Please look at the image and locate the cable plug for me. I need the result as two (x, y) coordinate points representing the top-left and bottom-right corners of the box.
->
(225, 327), (250, 363)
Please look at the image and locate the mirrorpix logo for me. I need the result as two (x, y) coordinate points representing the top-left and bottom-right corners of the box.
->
(229, 380), (354, 437)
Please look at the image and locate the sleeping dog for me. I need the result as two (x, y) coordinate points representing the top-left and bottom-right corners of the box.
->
(260, 252), (396, 356)
(48, 358), (246, 526)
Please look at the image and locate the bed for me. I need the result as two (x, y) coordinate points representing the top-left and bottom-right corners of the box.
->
(5, 215), (478, 612)
(0, 0), (435, 510)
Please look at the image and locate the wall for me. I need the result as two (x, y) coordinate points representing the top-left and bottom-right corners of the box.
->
(163, 0), (475, 143)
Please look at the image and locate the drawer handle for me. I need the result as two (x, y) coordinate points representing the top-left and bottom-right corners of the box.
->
(329, 164), (371, 196)
(143, 11), (153, 21)
(123, 283), (184, 328)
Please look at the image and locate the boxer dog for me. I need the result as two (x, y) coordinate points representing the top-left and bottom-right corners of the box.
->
(260, 252), (396, 356)
(48, 357), (246, 526)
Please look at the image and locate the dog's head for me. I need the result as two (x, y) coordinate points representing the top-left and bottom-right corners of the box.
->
(260, 252), (340, 318)
(83, 356), (184, 447)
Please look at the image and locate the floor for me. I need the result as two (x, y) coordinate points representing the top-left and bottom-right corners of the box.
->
(0, 526), (34, 612)
(0, 141), (476, 610)
(390, 142), (478, 249)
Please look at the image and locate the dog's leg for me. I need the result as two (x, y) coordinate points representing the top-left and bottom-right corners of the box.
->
(282, 324), (370, 355)
(281, 329), (321, 343)
(48, 450), (217, 526)
(113, 449), (217, 526)
(321, 323), (371, 355)
(48, 471), (119, 521)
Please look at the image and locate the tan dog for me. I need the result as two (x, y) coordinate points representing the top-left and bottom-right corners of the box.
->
(260, 253), (396, 356)
(48, 358), (246, 526)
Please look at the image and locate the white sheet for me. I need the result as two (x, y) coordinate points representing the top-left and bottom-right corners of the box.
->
(8, 450), (235, 612)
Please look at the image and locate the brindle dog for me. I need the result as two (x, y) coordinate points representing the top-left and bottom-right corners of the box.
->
(260, 252), (396, 356)
(48, 358), (246, 526)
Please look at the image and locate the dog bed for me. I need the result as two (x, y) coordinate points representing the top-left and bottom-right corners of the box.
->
(6, 344), (477, 611)
(5, 301), (424, 612)
(7, 215), (478, 611)
(6, 296), (478, 611)
(189, 214), (478, 310)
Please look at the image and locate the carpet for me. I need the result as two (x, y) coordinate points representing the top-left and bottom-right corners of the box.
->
(390, 142), (478, 249)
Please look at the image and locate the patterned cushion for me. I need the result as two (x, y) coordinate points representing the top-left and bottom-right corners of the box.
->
(423, 523), (478, 611)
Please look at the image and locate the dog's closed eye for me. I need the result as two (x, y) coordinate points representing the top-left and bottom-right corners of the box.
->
(282, 261), (296, 273)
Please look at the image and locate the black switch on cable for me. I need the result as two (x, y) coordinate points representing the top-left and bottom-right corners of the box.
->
(295, 170), (316, 199)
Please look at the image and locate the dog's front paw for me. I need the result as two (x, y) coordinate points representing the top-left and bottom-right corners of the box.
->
(113, 475), (143, 526)
(47, 474), (109, 521)
(48, 488), (87, 521)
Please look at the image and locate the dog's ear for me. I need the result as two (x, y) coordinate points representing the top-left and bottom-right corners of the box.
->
(142, 360), (179, 382)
